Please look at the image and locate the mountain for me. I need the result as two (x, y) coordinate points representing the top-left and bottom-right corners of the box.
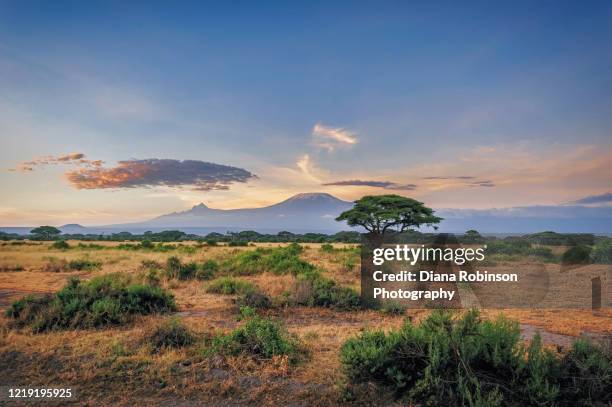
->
(107, 192), (354, 233)
(59, 223), (88, 233)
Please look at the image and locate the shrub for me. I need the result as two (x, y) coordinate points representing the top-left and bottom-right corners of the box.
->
(320, 243), (334, 253)
(165, 256), (183, 279)
(340, 310), (610, 406)
(144, 268), (161, 287)
(152, 243), (178, 252)
(146, 317), (195, 351)
(51, 240), (70, 250)
(590, 239), (612, 264)
(222, 249), (267, 275)
(222, 244), (316, 276)
(562, 245), (592, 265)
(139, 240), (154, 249)
(487, 240), (532, 256)
(558, 339), (611, 404)
(77, 243), (104, 250)
(292, 270), (360, 310)
(196, 260), (218, 280)
(237, 291), (272, 309)
(6, 274), (176, 332)
(206, 277), (255, 295)
(206, 239), (218, 246)
(207, 314), (301, 362)
(68, 258), (102, 271)
(228, 240), (249, 247)
(380, 301), (405, 315)
(530, 246), (557, 262)
(177, 262), (198, 280)
(262, 244), (315, 275)
(341, 256), (357, 273)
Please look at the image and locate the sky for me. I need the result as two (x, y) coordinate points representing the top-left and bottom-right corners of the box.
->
(1, 0), (611, 226)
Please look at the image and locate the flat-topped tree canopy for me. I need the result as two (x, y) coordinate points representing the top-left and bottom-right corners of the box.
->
(336, 195), (442, 235)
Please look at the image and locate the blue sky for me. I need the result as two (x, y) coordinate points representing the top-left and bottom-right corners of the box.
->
(1, 1), (611, 225)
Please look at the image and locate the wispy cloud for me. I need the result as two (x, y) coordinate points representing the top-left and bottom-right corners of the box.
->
(312, 123), (357, 152)
(296, 154), (322, 182)
(570, 192), (612, 205)
(422, 176), (476, 180)
(322, 179), (417, 190)
(65, 159), (256, 191)
(468, 180), (495, 188)
(9, 153), (103, 172)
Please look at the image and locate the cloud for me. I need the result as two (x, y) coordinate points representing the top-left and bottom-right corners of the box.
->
(9, 153), (103, 172)
(422, 176), (476, 180)
(322, 179), (417, 191)
(468, 180), (496, 188)
(418, 175), (494, 188)
(312, 123), (357, 152)
(570, 192), (612, 205)
(296, 154), (322, 182)
(65, 159), (256, 191)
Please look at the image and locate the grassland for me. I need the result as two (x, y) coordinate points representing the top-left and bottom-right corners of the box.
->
(0, 240), (609, 405)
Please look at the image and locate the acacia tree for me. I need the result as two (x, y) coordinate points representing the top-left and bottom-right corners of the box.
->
(30, 225), (62, 240)
(335, 195), (442, 235)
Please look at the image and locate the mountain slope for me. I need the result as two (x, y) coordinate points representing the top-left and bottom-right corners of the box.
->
(113, 193), (354, 232)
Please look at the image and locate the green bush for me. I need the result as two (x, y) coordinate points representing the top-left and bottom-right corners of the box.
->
(530, 246), (557, 262)
(77, 242), (105, 250)
(562, 245), (592, 265)
(262, 244), (315, 275)
(221, 244), (316, 276)
(206, 277), (255, 295)
(222, 249), (266, 275)
(558, 339), (611, 403)
(196, 260), (218, 280)
(51, 240), (70, 250)
(68, 258), (102, 271)
(320, 243), (334, 253)
(228, 240), (249, 247)
(487, 240), (532, 255)
(487, 240), (559, 262)
(293, 270), (360, 310)
(380, 301), (405, 315)
(177, 262), (198, 280)
(164, 256), (193, 279)
(207, 313), (301, 362)
(165, 256), (182, 278)
(340, 310), (610, 406)
(146, 318), (195, 351)
(206, 239), (218, 246)
(590, 239), (612, 264)
(6, 274), (176, 332)
(139, 240), (154, 249)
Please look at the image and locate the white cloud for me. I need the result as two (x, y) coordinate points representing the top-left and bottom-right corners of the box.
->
(312, 123), (357, 152)
(296, 154), (322, 182)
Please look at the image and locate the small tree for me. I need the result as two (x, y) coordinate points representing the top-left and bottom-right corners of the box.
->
(30, 226), (62, 240)
(336, 195), (442, 235)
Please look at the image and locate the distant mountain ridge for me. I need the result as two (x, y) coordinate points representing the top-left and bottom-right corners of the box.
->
(111, 192), (354, 232)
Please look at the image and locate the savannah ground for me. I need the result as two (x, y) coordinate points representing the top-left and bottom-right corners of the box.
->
(0, 241), (610, 406)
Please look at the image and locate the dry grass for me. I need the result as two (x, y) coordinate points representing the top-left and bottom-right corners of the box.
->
(0, 241), (609, 405)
